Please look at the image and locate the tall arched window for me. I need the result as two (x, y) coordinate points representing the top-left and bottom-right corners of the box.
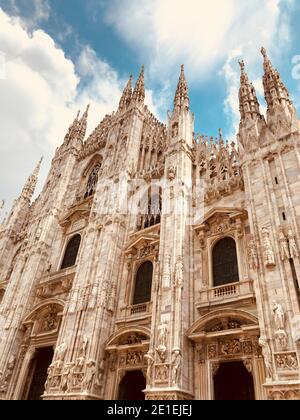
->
(213, 237), (239, 287)
(61, 235), (81, 269)
(84, 163), (101, 199)
(133, 261), (153, 305)
(138, 187), (162, 230)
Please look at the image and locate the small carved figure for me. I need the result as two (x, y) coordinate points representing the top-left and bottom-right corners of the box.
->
(259, 337), (273, 379)
(288, 228), (299, 259)
(273, 302), (285, 331)
(171, 348), (182, 386)
(248, 236), (258, 270)
(144, 350), (155, 387)
(82, 359), (96, 393)
(279, 229), (290, 261)
(262, 227), (276, 267)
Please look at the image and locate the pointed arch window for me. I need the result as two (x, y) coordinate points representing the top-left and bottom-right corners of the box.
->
(133, 261), (153, 305)
(61, 235), (81, 269)
(213, 237), (239, 287)
(138, 186), (162, 230)
(84, 163), (101, 199)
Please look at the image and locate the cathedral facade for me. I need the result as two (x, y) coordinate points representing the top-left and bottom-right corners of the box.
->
(0, 48), (300, 400)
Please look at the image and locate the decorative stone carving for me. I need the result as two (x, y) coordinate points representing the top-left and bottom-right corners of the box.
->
(155, 364), (169, 382)
(212, 363), (220, 376)
(125, 351), (144, 366)
(40, 307), (59, 332)
(167, 166), (176, 181)
(248, 236), (258, 270)
(156, 322), (168, 362)
(54, 342), (67, 369)
(95, 359), (105, 392)
(207, 344), (217, 359)
(259, 337), (273, 379)
(220, 339), (242, 355)
(0, 355), (16, 394)
(262, 227), (276, 267)
(272, 302), (287, 350)
(275, 352), (298, 370)
(174, 255), (183, 289)
(82, 359), (97, 393)
(195, 343), (205, 364)
(279, 228), (290, 261)
(243, 359), (253, 373)
(171, 348), (182, 386)
(268, 389), (300, 400)
(144, 350), (155, 387)
(162, 254), (171, 288)
(287, 228), (299, 259)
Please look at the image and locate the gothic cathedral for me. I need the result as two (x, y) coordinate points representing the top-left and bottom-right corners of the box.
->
(0, 49), (300, 400)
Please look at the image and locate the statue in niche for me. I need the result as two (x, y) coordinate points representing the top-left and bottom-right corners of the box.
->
(82, 359), (97, 393)
(144, 350), (155, 387)
(262, 227), (276, 267)
(54, 342), (67, 368)
(248, 236), (258, 270)
(156, 322), (168, 362)
(171, 348), (182, 386)
(162, 254), (171, 288)
(174, 256), (183, 289)
(259, 337), (273, 379)
(287, 228), (299, 259)
(273, 302), (285, 331)
(273, 302), (288, 349)
(279, 228), (290, 261)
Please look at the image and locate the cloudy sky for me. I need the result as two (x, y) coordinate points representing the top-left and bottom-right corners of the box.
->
(0, 0), (300, 216)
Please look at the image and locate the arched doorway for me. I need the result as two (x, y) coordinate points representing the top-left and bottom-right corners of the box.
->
(118, 371), (146, 400)
(26, 347), (54, 400)
(214, 361), (255, 400)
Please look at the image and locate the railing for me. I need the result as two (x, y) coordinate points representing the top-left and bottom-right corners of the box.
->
(197, 279), (254, 309)
(119, 302), (152, 319)
(130, 303), (148, 315)
(214, 284), (237, 298)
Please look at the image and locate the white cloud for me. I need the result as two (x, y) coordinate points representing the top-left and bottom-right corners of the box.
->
(0, 8), (132, 214)
(104, 0), (295, 136)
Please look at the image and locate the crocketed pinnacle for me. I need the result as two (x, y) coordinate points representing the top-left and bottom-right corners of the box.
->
(119, 75), (133, 111)
(21, 157), (43, 202)
(238, 60), (261, 120)
(174, 65), (190, 112)
(261, 47), (292, 110)
(78, 104), (90, 142)
(132, 65), (145, 105)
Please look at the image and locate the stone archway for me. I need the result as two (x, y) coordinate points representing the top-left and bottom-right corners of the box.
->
(187, 309), (267, 400)
(105, 326), (150, 400)
(118, 370), (146, 400)
(12, 299), (64, 400)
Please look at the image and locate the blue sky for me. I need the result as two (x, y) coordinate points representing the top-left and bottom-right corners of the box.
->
(0, 0), (300, 214)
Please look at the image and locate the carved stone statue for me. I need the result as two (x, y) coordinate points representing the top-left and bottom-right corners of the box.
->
(162, 254), (171, 288)
(248, 236), (258, 270)
(174, 256), (183, 289)
(144, 350), (155, 387)
(272, 302), (287, 349)
(54, 342), (67, 367)
(287, 228), (299, 259)
(273, 302), (285, 331)
(156, 323), (168, 362)
(259, 337), (273, 379)
(82, 359), (96, 393)
(171, 348), (182, 387)
(279, 229), (290, 261)
(262, 227), (276, 267)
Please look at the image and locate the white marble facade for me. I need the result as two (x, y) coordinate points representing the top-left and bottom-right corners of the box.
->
(0, 51), (300, 400)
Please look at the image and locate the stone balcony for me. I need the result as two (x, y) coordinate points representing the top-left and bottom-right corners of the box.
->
(35, 266), (77, 300)
(196, 279), (255, 312)
(116, 302), (152, 325)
